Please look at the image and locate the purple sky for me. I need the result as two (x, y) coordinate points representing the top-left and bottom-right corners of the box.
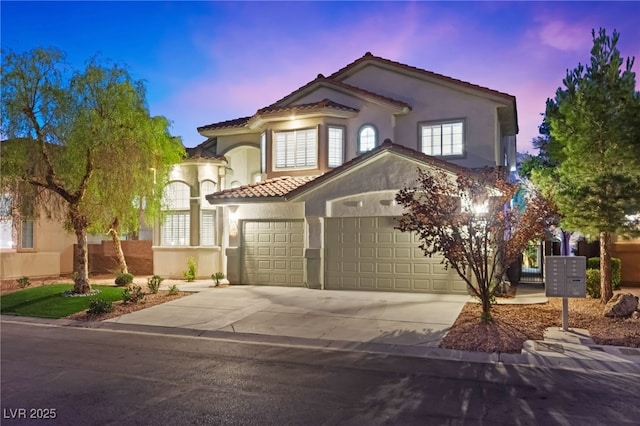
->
(2, 1), (639, 153)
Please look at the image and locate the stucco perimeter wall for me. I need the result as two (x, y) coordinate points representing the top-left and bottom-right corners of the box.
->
(612, 240), (640, 286)
(1, 252), (62, 279)
(153, 246), (223, 279)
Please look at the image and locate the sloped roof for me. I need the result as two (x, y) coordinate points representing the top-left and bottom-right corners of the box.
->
(256, 98), (359, 115)
(330, 52), (516, 102)
(197, 116), (252, 132)
(206, 175), (318, 203)
(185, 138), (225, 160)
(205, 141), (480, 204)
(263, 75), (412, 112)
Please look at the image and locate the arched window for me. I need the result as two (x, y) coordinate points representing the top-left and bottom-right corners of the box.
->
(358, 125), (377, 153)
(161, 182), (190, 246)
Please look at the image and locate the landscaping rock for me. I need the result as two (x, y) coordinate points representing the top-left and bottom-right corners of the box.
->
(632, 311), (640, 320)
(603, 293), (639, 318)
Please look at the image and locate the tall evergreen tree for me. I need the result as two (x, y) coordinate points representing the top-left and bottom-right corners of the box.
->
(544, 29), (640, 303)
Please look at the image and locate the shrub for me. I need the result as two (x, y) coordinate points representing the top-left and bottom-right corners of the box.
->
(184, 257), (197, 282)
(88, 298), (114, 315)
(122, 285), (145, 304)
(212, 272), (225, 286)
(17, 276), (31, 289)
(147, 275), (164, 294)
(115, 273), (134, 287)
(586, 269), (601, 298)
(168, 284), (179, 296)
(586, 257), (622, 289)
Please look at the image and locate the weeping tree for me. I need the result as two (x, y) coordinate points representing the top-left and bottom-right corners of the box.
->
(541, 29), (640, 303)
(1, 47), (185, 293)
(396, 168), (557, 321)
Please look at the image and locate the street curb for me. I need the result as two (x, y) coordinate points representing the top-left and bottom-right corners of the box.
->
(3, 314), (639, 375)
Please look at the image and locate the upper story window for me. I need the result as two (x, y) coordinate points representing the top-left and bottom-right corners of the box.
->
(274, 128), (317, 169)
(260, 132), (266, 173)
(358, 125), (377, 153)
(328, 126), (345, 168)
(420, 121), (464, 156)
(161, 181), (190, 246)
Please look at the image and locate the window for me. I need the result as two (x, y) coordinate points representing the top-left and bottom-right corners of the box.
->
(161, 182), (191, 246)
(328, 126), (344, 168)
(274, 129), (317, 169)
(358, 125), (377, 153)
(20, 220), (34, 249)
(200, 180), (216, 247)
(200, 211), (216, 246)
(162, 213), (190, 246)
(420, 121), (464, 156)
(260, 132), (267, 173)
(0, 195), (12, 248)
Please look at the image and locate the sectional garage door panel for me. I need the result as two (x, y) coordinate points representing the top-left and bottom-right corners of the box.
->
(325, 217), (467, 294)
(242, 220), (304, 286)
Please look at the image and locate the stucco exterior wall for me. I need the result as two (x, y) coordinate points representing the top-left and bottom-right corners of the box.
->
(339, 65), (509, 168)
(153, 246), (222, 279)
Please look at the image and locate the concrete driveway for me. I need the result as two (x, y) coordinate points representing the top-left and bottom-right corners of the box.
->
(105, 286), (470, 348)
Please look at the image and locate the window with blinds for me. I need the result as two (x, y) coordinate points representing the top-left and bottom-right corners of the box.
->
(328, 126), (344, 168)
(200, 211), (216, 246)
(274, 129), (317, 169)
(421, 121), (464, 156)
(162, 213), (190, 246)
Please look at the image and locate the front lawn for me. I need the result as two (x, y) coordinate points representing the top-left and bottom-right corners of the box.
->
(0, 284), (124, 319)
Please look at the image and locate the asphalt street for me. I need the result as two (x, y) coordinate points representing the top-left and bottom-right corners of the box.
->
(2, 322), (639, 425)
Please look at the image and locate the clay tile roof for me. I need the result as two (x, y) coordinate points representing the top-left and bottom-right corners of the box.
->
(197, 116), (252, 132)
(185, 145), (225, 160)
(285, 140), (478, 199)
(205, 175), (318, 203)
(264, 75), (411, 111)
(257, 98), (359, 115)
(329, 52), (516, 101)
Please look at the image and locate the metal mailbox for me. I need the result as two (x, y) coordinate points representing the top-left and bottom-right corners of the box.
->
(544, 256), (586, 298)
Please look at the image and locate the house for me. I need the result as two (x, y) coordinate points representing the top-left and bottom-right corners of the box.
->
(152, 52), (519, 294)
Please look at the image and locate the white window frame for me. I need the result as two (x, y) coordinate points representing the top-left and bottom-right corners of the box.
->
(327, 125), (345, 168)
(358, 124), (377, 153)
(161, 181), (191, 246)
(273, 128), (317, 170)
(260, 132), (267, 173)
(420, 120), (465, 157)
(200, 180), (217, 247)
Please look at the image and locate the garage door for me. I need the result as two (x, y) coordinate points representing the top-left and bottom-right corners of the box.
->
(241, 220), (304, 286)
(325, 217), (467, 294)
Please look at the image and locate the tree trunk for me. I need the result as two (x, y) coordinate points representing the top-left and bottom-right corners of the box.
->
(109, 218), (128, 274)
(600, 231), (613, 303)
(71, 208), (91, 294)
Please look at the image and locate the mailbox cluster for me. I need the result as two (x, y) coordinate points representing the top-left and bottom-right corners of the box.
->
(544, 256), (587, 298)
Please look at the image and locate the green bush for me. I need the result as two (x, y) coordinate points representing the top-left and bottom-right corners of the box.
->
(147, 275), (164, 294)
(168, 284), (179, 296)
(587, 257), (622, 290)
(115, 273), (134, 287)
(122, 285), (145, 304)
(184, 257), (197, 282)
(586, 269), (601, 298)
(17, 276), (31, 289)
(212, 272), (225, 286)
(88, 298), (114, 315)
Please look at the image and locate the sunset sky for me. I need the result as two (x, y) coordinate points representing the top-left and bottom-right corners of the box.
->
(2, 1), (639, 153)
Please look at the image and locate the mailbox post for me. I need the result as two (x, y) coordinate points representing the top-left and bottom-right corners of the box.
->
(544, 256), (587, 331)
